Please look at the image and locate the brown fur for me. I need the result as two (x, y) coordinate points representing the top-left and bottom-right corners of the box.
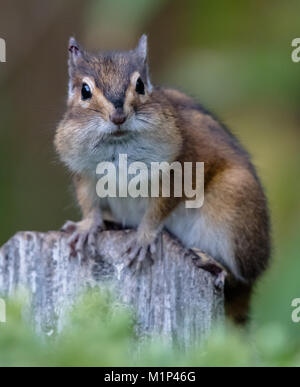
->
(55, 37), (271, 324)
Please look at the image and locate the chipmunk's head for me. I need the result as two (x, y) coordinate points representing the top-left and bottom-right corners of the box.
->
(55, 36), (180, 173)
(68, 35), (153, 132)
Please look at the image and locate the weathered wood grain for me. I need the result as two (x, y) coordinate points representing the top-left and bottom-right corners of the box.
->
(0, 229), (224, 348)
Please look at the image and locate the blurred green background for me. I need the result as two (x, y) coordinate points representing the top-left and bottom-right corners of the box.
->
(0, 0), (300, 365)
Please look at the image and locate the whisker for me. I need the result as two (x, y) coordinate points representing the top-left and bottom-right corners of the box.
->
(136, 116), (153, 125)
(88, 108), (103, 114)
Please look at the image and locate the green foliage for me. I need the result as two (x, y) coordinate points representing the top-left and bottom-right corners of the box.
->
(0, 290), (299, 367)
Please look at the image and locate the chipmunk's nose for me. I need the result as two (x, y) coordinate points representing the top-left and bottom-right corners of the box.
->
(111, 110), (127, 126)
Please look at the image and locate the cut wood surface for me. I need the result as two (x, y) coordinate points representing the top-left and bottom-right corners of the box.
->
(0, 228), (224, 348)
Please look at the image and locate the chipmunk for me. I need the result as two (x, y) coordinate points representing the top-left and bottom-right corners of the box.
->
(55, 35), (270, 324)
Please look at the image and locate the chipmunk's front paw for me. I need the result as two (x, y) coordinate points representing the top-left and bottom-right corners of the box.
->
(61, 218), (104, 258)
(124, 236), (157, 272)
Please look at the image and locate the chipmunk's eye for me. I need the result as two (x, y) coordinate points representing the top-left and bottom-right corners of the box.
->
(81, 83), (92, 100)
(135, 77), (145, 95)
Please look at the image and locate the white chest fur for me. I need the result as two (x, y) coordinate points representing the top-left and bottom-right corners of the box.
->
(101, 197), (239, 279)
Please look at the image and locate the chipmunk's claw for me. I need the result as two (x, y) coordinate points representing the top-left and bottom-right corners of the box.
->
(214, 270), (227, 290)
(190, 248), (227, 290)
(61, 220), (102, 258)
(124, 240), (156, 272)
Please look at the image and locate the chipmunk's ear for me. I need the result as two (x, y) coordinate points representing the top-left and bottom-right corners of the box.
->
(68, 37), (83, 98)
(68, 37), (82, 66)
(136, 34), (148, 62)
(135, 35), (152, 92)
